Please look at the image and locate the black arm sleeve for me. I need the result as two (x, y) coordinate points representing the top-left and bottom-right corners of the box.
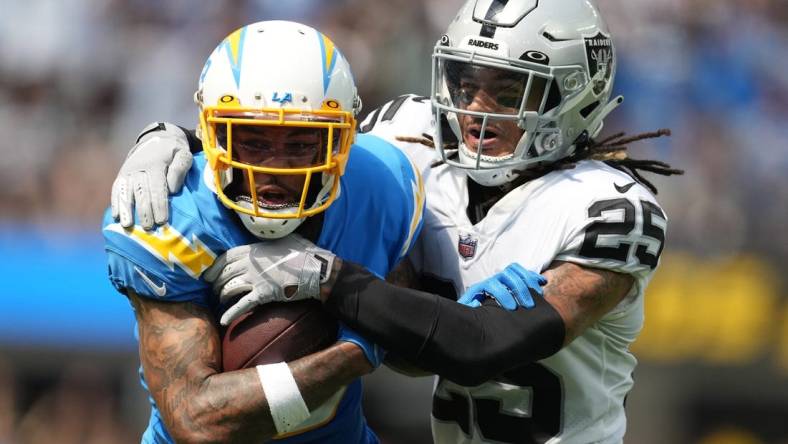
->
(324, 262), (566, 386)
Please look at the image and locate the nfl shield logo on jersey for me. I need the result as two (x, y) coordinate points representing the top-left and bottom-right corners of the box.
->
(457, 234), (478, 259)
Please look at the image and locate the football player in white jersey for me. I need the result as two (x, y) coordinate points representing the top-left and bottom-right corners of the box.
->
(109, 1), (683, 443)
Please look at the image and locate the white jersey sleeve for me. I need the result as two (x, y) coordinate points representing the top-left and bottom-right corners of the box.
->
(359, 94), (442, 176)
(548, 161), (668, 305)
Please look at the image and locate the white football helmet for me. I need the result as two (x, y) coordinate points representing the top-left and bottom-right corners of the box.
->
(432, 0), (623, 186)
(196, 21), (361, 238)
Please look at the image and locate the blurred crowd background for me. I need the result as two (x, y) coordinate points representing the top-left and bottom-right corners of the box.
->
(0, 0), (786, 443)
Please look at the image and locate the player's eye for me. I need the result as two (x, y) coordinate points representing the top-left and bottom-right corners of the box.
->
(286, 142), (318, 157)
(497, 89), (521, 109)
(490, 80), (525, 109)
(234, 140), (275, 161)
(455, 82), (478, 106)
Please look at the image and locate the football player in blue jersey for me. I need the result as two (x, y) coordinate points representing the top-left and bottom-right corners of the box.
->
(103, 20), (427, 443)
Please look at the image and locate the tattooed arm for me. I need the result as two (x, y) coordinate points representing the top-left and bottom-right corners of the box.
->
(129, 289), (371, 443)
(541, 260), (634, 345)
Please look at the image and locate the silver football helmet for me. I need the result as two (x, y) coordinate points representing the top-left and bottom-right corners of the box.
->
(432, 0), (623, 186)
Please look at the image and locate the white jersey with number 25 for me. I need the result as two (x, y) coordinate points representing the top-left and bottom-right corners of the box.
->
(361, 95), (668, 444)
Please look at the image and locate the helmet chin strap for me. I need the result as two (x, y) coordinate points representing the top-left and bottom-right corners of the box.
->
(461, 148), (518, 186)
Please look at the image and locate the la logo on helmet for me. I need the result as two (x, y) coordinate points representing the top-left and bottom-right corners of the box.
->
(272, 92), (293, 104)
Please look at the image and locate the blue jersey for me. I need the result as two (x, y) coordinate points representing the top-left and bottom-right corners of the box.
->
(103, 134), (424, 444)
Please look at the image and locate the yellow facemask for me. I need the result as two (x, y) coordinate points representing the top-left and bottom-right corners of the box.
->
(199, 99), (356, 220)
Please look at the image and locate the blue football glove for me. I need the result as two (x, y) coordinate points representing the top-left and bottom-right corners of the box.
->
(337, 323), (386, 369)
(458, 263), (547, 311)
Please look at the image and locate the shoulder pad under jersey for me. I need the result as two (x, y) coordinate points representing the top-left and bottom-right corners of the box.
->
(359, 94), (443, 177)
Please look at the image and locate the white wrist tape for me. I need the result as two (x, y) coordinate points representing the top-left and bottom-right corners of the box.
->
(256, 363), (310, 435)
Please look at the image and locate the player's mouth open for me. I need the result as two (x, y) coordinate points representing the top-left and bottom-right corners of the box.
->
(238, 186), (299, 210)
(464, 124), (500, 149)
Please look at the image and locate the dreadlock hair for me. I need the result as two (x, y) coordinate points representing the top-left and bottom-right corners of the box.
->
(395, 135), (439, 149)
(396, 128), (684, 195)
(522, 128), (684, 194)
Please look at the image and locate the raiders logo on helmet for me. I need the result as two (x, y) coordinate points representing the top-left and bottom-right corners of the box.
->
(584, 32), (614, 94)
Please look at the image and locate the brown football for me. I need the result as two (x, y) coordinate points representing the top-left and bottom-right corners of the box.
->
(222, 299), (338, 371)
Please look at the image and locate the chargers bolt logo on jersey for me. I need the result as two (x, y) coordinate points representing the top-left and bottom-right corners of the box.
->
(458, 233), (478, 259)
(105, 223), (217, 278)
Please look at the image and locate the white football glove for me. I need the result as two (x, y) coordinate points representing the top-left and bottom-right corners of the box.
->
(111, 122), (193, 229)
(203, 235), (336, 326)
